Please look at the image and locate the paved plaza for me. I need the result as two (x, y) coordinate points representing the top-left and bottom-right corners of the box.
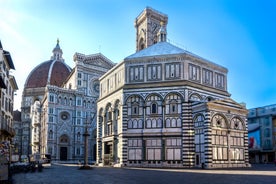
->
(12, 163), (276, 184)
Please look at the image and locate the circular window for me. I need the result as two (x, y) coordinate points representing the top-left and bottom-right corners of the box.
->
(60, 112), (69, 121)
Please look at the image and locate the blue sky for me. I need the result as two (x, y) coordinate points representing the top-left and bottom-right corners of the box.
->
(0, 0), (275, 110)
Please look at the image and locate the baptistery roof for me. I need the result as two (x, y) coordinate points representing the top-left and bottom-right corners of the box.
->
(24, 40), (72, 89)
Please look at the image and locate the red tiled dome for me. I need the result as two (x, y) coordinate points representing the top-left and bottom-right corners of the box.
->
(24, 60), (71, 88)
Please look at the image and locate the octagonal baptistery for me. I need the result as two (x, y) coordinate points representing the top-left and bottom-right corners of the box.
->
(22, 40), (71, 108)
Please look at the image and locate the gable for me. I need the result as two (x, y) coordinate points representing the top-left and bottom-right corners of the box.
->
(74, 52), (115, 69)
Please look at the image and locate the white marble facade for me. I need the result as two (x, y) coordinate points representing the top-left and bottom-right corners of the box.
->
(39, 53), (114, 161)
(96, 7), (249, 168)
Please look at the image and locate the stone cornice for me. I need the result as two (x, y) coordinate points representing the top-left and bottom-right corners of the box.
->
(124, 80), (230, 97)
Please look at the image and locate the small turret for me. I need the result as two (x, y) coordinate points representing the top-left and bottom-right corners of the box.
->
(51, 38), (63, 61)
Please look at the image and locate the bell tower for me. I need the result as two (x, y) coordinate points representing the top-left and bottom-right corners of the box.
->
(135, 7), (168, 51)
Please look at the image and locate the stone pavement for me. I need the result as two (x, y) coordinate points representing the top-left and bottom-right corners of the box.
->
(12, 163), (276, 184)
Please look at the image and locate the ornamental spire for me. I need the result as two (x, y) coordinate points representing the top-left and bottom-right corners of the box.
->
(51, 38), (63, 61)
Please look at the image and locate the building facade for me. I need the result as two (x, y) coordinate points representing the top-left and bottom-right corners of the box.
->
(0, 40), (18, 168)
(247, 104), (276, 163)
(38, 52), (114, 161)
(21, 40), (72, 157)
(22, 40), (115, 161)
(0, 40), (18, 142)
(96, 7), (249, 168)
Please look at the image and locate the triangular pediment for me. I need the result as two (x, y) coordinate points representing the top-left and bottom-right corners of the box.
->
(74, 52), (115, 69)
(207, 98), (247, 111)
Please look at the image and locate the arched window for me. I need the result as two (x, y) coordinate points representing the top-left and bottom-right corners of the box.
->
(132, 104), (139, 115)
(212, 114), (227, 128)
(231, 117), (244, 130)
(139, 38), (145, 50)
(151, 103), (157, 114)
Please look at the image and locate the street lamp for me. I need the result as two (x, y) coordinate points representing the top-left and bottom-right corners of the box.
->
(79, 113), (95, 170)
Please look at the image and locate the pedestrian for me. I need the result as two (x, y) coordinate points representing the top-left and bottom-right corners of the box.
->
(78, 160), (81, 167)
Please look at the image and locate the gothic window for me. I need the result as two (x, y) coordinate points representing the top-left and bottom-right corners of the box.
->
(108, 111), (112, 121)
(64, 97), (67, 105)
(202, 68), (213, 86)
(165, 63), (181, 79)
(188, 64), (201, 82)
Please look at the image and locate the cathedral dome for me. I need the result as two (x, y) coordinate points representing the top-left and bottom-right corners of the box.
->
(24, 40), (72, 89)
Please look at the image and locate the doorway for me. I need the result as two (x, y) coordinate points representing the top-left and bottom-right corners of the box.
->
(60, 147), (67, 161)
